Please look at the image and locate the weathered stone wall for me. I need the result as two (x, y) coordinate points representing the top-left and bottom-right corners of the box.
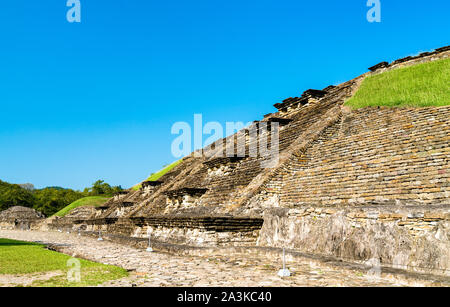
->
(280, 106), (450, 206)
(0, 206), (45, 230)
(47, 206), (97, 232)
(255, 106), (450, 275)
(258, 205), (449, 276)
(83, 216), (263, 247)
(129, 225), (260, 247)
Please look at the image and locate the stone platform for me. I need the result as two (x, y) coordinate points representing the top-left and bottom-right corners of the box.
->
(1, 230), (448, 287)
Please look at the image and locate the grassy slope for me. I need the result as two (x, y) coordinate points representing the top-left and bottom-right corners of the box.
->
(346, 58), (450, 109)
(53, 196), (110, 217)
(132, 159), (182, 191)
(54, 160), (183, 215)
(0, 238), (127, 287)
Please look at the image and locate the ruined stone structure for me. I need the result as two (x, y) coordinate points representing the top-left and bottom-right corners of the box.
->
(48, 206), (97, 232)
(0, 206), (45, 230)
(50, 46), (449, 276)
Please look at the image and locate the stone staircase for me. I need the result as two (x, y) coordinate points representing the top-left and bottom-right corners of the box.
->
(65, 46), (450, 276)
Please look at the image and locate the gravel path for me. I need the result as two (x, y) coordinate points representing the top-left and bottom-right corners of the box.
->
(0, 230), (445, 287)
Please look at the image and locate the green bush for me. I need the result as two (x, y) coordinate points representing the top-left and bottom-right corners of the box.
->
(0, 179), (122, 216)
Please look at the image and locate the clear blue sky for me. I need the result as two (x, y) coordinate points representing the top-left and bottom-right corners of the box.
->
(0, 0), (448, 190)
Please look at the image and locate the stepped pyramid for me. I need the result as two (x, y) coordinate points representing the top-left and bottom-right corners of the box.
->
(51, 46), (450, 276)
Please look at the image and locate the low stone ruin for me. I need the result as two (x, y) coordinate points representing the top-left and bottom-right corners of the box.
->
(0, 206), (45, 230)
(47, 206), (97, 232)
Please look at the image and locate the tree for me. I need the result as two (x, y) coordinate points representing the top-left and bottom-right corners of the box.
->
(0, 180), (36, 211)
(33, 187), (84, 216)
(85, 180), (122, 196)
(0, 179), (123, 215)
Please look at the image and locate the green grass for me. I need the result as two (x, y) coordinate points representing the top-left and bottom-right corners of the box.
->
(132, 159), (182, 190)
(346, 58), (450, 109)
(53, 196), (110, 217)
(0, 238), (128, 287)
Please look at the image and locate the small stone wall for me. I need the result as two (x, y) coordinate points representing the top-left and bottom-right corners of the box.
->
(82, 216), (263, 247)
(257, 204), (450, 276)
(131, 225), (260, 247)
(0, 206), (45, 230)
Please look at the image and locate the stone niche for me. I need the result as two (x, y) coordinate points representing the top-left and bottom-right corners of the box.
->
(113, 190), (129, 202)
(203, 157), (245, 175)
(130, 216), (265, 247)
(274, 89), (327, 114)
(164, 188), (208, 210)
(274, 98), (303, 114)
(94, 204), (110, 218)
(120, 201), (135, 207)
(368, 61), (389, 72)
(245, 118), (292, 142)
(300, 89), (327, 105)
(114, 201), (136, 217)
(83, 217), (118, 232)
(266, 117), (293, 130)
(141, 181), (163, 194)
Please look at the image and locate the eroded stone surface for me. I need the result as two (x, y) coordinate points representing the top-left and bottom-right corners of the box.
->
(1, 230), (448, 287)
(0, 206), (45, 230)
